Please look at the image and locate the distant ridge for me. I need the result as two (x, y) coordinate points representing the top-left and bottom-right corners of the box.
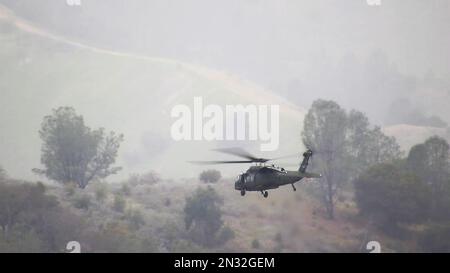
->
(383, 124), (449, 152)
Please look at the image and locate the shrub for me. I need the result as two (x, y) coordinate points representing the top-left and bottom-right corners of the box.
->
(419, 223), (450, 252)
(64, 184), (76, 197)
(125, 209), (145, 230)
(252, 239), (261, 249)
(95, 184), (108, 202)
(217, 226), (235, 245)
(73, 194), (91, 210)
(199, 170), (221, 183)
(184, 186), (229, 247)
(120, 184), (131, 196)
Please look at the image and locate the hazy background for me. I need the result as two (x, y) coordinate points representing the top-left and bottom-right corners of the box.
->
(1, 0), (449, 181)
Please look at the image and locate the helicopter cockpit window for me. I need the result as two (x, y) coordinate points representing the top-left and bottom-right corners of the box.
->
(245, 173), (255, 183)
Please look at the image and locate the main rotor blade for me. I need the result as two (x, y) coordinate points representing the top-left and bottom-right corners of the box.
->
(211, 148), (302, 163)
(188, 160), (256, 165)
(212, 147), (260, 161)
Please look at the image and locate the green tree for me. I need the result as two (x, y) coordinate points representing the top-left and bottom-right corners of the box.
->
(199, 169), (222, 183)
(302, 100), (348, 219)
(365, 126), (401, 164)
(407, 136), (450, 220)
(0, 181), (57, 238)
(0, 181), (86, 252)
(354, 163), (431, 230)
(303, 100), (401, 219)
(33, 107), (124, 189)
(184, 186), (230, 247)
(346, 110), (401, 180)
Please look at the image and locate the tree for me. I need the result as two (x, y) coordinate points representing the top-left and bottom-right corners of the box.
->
(302, 100), (348, 219)
(365, 126), (401, 165)
(199, 169), (222, 183)
(302, 100), (401, 219)
(184, 186), (231, 247)
(346, 110), (401, 180)
(33, 107), (124, 189)
(354, 163), (431, 230)
(407, 136), (450, 221)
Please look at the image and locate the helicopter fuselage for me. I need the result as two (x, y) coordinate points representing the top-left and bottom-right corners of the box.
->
(234, 165), (305, 192)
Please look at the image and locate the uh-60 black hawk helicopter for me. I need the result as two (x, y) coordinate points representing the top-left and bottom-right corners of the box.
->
(190, 148), (322, 198)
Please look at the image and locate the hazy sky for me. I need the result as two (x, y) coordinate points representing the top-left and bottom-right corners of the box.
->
(3, 0), (450, 77)
(2, 0), (449, 119)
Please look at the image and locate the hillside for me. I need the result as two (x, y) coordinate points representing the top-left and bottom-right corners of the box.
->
(0, 4), (306, 181)
(383, 124), (449, 153)
(43, 175), (377, 253)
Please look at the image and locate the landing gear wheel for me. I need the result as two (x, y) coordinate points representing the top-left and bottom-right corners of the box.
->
(263, 191), (268, 198)
(241, 189), (246, 196)
(291, 183), (297, 191)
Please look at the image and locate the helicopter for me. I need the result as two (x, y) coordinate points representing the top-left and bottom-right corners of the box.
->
(190, 148), (322, 198)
